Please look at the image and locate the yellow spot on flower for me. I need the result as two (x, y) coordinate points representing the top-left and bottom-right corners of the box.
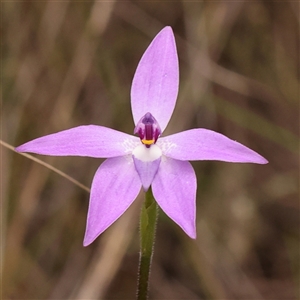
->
(142, 139), (155, 146)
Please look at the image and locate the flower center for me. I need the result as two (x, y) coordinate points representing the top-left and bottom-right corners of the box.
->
(134, 112), (161, 148)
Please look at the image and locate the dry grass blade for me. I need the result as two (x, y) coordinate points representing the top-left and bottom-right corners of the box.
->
(1, 140), (90, 193)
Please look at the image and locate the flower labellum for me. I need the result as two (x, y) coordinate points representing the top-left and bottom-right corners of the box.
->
(16, 27), (268, 246)
(134, 112), (161, 147)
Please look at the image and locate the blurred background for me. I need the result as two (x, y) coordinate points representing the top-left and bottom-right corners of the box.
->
(2, 1), (299, 299)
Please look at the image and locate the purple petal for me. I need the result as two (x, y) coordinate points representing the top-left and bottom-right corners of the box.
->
(133, 156), (161, 191)
(158, 129), (268, 164)
(152, 157), (196, 238)
(15, 125), (139, 158)
(83, 156), (141, 246)
(131, 26), (179, 133)
(132, 144), (162, 191)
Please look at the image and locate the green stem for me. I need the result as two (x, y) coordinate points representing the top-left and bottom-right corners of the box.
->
(137, 188), (158, 300)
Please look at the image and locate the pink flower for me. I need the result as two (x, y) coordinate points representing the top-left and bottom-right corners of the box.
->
(16, 27), (268, 246)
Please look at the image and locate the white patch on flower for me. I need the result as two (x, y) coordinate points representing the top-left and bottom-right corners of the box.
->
(156, 138), (176, 155)
(120, 138), (140, 153)
(132, 144), (162, 162)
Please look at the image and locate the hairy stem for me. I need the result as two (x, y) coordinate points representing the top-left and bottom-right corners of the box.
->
(137, 188), (158, 300)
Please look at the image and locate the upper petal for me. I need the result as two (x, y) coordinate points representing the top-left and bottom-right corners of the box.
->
(158, 129), (268, 164)
(83, 155), (141, 246)
(131, 26), (179, 133)
(15, 125), (139, 158)
(152, 157), (197, 239)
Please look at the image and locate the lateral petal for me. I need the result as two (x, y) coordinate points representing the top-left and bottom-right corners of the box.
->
(131, 26), (179, 132)
(158, 129), (268, 164)
(83, 156), (141, 246)
(15, 125), (139, 158)
(152, 157), (197, 239)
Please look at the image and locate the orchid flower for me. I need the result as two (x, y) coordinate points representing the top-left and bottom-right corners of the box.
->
(16, 26), (268, 246)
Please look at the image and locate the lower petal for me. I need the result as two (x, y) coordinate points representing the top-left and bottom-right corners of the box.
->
(152, 157), (197, 239)
(133, 157), (161, 191)
(132, 144), (162, 191)
(84, 155), (141, 246)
